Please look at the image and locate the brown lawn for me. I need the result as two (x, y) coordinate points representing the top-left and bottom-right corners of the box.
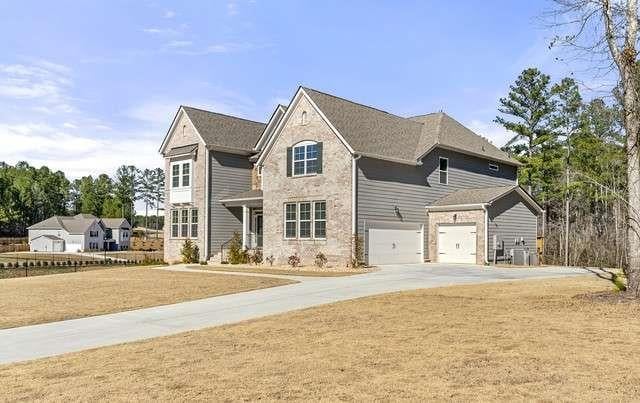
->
(0, 267), (294, 329)
(1, 276), (639, 401)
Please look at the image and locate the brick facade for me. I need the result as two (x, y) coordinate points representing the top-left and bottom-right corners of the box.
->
(261, 95), (353, 266)
(163, 112), (207, 263)
(427, 209), (486, 265)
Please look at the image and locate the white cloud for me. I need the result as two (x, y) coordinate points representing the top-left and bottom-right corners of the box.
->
(62, 122), (78, 129)
(163, 10), (176, 19)
(227, 1), (238, 16)
(142, 27), (180, 36)
(174, 42), (258, 56)
(0, 122), (162, 179)
(165, 40), (192, 48)
(0, 62), (71, 101)
(466, 119), (515, 148)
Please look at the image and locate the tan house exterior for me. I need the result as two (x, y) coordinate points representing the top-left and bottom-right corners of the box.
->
(159, 87), (542, 266)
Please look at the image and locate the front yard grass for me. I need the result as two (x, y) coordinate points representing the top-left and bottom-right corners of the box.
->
(2, 276), (639, 400)
(0, 267), (295, 329)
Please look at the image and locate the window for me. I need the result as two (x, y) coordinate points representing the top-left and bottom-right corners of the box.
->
(171, 210), (179, 238)
(172, 165), (180, 188)
(182, 162), (190, 187)
(171, 161), (191, 188)
(292, 141), (318, 176)
(489, 163), (499, 172)
(299, 202), (312, 238)
(439, 157), (448, 184)
(191, 208), (198, 238)
(180, 209), (189, 237)
(314, 201), (326, 238)
(285, 203), (297, 238)
(284, 201), (326, 240)
(301, 110), (308, 125)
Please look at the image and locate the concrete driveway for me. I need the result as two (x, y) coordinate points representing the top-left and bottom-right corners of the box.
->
(0, 263), (588, 365)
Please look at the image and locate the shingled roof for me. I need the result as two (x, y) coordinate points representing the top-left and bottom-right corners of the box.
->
(428, 185), (542, 213)
(181, 106), (266, 152)
(27, 215), (100, 234)
(302, 87), (519, 166)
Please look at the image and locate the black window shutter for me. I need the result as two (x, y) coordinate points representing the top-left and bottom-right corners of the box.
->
(316, 142), (323, 174)
(286, 147), (292, 177)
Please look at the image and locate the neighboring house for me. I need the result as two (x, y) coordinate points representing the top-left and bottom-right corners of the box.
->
(101, 218), (132, 251)
(159, 87), (542, 266)
(27, 214), (131, 252)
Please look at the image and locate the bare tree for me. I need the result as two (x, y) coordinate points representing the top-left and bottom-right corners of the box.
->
(549, 0), (640, 296)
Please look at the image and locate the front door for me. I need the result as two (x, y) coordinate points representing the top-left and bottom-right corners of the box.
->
(253, 211), (263, 248)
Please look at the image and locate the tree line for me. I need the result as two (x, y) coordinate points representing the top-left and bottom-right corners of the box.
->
(0, 162), (164, 237)
(496, 68), (626, 268)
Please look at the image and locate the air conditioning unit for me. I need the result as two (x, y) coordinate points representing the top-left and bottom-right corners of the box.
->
(511, 249), (531, 266)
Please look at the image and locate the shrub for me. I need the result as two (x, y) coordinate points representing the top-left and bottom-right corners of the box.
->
(61, 261), (67, 266)
(287, 253), (301, 268)
(612, 272), (627, 292)
(199, 260), (208, 265)
(265, 255), (275, 266)
(66, 260), (72, 266)
(350, 234), (365, 268)
(36, 261), (42, 267)
(249, 249), (263, 265)
(0, 263), (4, 269)
(180, 240), (200, 264)
(43, 261), (48, 267)
(29, 261), (34, 267)
(314, 252), (328, 268)
(22, 262), (28, 268)
(7, 262), (13, 268)
(227, 232), (248, 264)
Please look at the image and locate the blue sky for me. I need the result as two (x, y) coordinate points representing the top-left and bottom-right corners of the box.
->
(0, 0), (582, 180)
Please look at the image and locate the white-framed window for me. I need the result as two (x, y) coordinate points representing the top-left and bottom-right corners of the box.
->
(314, 201), (326, 239)
(439, 157), (448, 184)
(292, 141), (318, 176)
(299, 202), (312, 239)
(283, 201), (326, 240)
(285, 203), (297, 239)
(489, 163), (499, 172)
(171, 210), (179, 238)
(191, 208), (198, 238)
(180, 209), (189, 237)
(170, 160), (192, 188)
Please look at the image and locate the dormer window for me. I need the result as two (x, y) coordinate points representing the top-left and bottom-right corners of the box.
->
(439, 157), (448, 184)
(287, 141), (323, 177)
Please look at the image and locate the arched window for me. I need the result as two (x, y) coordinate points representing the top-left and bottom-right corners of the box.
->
(301, 110), (308, 125)
(292, 140), (318, 175)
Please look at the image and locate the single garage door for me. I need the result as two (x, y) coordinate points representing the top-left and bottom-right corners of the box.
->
(437, 224), (477, 264)
(368, 222), (423, 265)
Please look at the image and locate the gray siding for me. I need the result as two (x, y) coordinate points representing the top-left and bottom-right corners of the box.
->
(487, 191), (538, 264)
(357, 147), (517, 260)
(208, 151), (253, 256)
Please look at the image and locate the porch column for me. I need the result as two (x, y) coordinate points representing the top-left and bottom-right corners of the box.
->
(242, 204), (249, 249)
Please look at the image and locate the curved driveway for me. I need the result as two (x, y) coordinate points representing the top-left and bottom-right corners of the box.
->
(0, 263), (588, 365)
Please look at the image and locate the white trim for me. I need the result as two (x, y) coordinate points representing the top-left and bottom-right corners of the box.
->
(204, 148), (210, 259)
(291, 140), (319, 176)
(482, 204), (489, 264)
(242, 205), (249, 249)
(255, 87), (355, 167)
(159, 107), (208, 155)
(420, 224), (425, 263)
(254, 105), (287, 152)
(220, 196), (263, 203)
(438, 156), (449, 185)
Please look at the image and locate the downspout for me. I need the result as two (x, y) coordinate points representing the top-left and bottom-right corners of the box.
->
(351, 154), (362, 236)
(482, 204), (489, 265)
(204, 148), (210, 260)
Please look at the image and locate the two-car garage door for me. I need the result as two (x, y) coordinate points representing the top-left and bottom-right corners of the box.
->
(367, 222), (423, 265)
(437, 224), (477, 264)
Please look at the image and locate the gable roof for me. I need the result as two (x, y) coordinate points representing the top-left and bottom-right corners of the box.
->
(428, 185), (542, 213)
(182, 106), (266, 153)
(28, 214), (103, 234)
(254, 104), (288, 153)
(101, 218), (131, 229)
(32, 234), (64, 241)
(301, 87), (519, 166)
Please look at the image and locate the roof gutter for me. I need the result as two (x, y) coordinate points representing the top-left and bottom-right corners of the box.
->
(426, 203), (489, 212)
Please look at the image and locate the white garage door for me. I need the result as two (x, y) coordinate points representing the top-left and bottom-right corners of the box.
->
(368, 223), (423, 265)
(437, 224), (477, 264)
(66, 243), (82, 253)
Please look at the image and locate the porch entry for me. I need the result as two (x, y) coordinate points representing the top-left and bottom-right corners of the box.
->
(242, 207), (263, 249)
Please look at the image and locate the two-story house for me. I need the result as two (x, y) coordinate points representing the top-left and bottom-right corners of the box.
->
(159, 87), (542, 266)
